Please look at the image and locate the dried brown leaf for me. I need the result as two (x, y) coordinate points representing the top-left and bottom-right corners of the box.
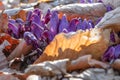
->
(112, 59), (120, 70)
(0, 33), (19, 57)
(52, 3), (106, 21)
(0, 13), (8, 32)
(0, 1), (5, 10)
(34, 28), (110, 64)
(7, 40), (32, 61)
(0, 40), (10, 69)
(67, 55), (109, 71)
(25, 59), (69, 76)
(11, 10), (27, 21)
(0, 74), (19, 80)
(96, 7), (120, 33)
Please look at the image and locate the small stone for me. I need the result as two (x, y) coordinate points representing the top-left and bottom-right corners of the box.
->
(69, 78), (83, 80)
(62, 78), (69, 80)
(114, 76), (120, 80)
(71, 71), (79, 75)
(26, 75), (41, 80)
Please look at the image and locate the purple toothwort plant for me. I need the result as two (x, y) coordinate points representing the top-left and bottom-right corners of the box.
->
(8, 8), (96, 51)
(103, 45), (120, 62)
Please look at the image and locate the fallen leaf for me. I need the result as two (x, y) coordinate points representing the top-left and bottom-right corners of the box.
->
(25, 59), (69, 77)
(0, 68), (28, 80)
(0, 74), (19, 80)
(67, 55), (109, 71)
(0, 40), (10, 69)
(11, 10), (27, 21)
(0, 13), (8, 32)
(0, 33), (19, 57)
(96, 7), (120, 33)
(7, 40), (32, 61)
(26, 55), (108, 74)
(112, 59), (120, 70)
(52, 3), (106, 21)
(34, 28), (110, 63)
(0, 1), (5, 10)
(77, 68), (114, 80)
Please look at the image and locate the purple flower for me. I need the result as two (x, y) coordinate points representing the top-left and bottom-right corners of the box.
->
(114, 45), (120, 59)
(49, 11), (59, 37)
(9, 19), (16, 24)
(26, 11), (32, 21)
(97, 0), (103, 3)
(110, 31), (115, 43)
(102, 46), (115, 61)
(88, 0), (93, 3)
(59, 15), (69, 33)
(102, 45), (120, 62)
(16, 18), (24, 24)
(33, 8), (41, 17)
(88, 20), (94, 28)
(106, 4), (113, 12)
(31, 22), (44, 39)
(31, 14), (45, 27)
(17, 23), (25, 38)
(8, 23), (18, 38)
(68, 18), (78, 32)
(42, 30), (53, 43)
(44, 9), (51, 24)
(76, 19), (83, 30)
(24, 32), (39, 49)
(31, 14), (41, 25)
(82, 19), (88, 30)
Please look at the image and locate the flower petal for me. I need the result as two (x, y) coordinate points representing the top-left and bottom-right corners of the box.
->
(81, 19), (88, 30)
(31, 22), (44, 39)
(102, 46), (115, 61)
(33, 8), (41, 17)
(24, 32), (39, 48)
(8, 23), (18, 38)
(49, 11), (59, 36)
(106, 4), (113, 12)
(59, 15), (69, 33)
(88, 20), (94, 28)
(68, 18), (78, 32)
(44, 9), (51, 24)
(26, 11), (32, 21)
(76, 19), (83, 30)
(114, 45), (120, 59)
(110, 31), (115, 43)
(88, 0), (93, 3)
(16, 18), (24, 24)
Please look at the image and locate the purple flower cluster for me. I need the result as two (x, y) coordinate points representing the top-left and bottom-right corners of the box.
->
(103, 45), (120, 62)
(8, 8), (95, 50)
